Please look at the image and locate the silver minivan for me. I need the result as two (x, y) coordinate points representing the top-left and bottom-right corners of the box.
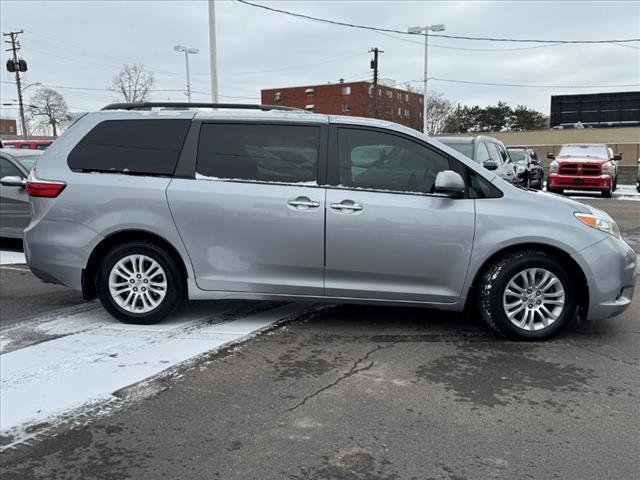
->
(22, 103), (637, 340)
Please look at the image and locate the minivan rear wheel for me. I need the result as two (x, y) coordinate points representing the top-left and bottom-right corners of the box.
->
(96, 241), (185, 324)
(477, 251), (575, 340)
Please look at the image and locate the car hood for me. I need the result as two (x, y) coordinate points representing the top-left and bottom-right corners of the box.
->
(555, 156), (607, 164)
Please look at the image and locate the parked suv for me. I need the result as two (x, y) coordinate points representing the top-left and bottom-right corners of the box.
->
(437, 135), (521, 186)
(547, 144), (620, 197)
(23, 103), (637, 340)
(507, 147), (545, 190)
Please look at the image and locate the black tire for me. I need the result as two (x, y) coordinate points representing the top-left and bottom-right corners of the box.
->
(477, 250), (575, 340)
(601, 188), (612, 198)
(96, 241), (185, 324)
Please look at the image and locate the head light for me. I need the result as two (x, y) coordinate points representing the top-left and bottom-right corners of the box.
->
(575, 211), (620, 237)
(550, 160), (559, 173)
(602, 162), (614, 175)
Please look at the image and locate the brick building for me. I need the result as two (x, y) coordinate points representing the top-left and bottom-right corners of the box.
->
(0, 118), (18, 135)
(261, 81), (424, 131)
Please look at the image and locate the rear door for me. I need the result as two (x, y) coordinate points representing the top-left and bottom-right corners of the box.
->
(324, 126), (475, 303)
(167, 122), (327, 295)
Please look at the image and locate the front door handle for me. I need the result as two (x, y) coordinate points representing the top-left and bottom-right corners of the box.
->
(330, 200), (363, 213)
(288, 197), (320, 209)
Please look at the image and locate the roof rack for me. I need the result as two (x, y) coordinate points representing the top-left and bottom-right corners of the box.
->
(101, 102), (307, 112)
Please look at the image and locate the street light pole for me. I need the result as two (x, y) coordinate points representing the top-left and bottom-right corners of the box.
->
(174, 45), (199, 103)
(408, 24), (446, 134)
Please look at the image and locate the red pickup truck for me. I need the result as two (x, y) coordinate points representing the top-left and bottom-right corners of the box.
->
(547, 143), (620, 197)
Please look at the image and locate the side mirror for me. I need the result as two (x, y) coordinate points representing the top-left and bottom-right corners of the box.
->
(434, 170), (465, 198)
(547, 153), (555, 160)
(483, 160), (499, 171)
(612, 154), (622, 161)
(0, 175), (26, 187)
(530, 158), (539, 165)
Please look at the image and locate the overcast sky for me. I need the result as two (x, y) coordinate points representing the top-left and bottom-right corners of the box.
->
(1, 0), (639, 118)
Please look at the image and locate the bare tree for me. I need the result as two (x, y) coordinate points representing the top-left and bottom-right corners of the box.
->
(111, 63), (155, 103)
(425, 91), (456, 135)
(27, 88), (68, 137)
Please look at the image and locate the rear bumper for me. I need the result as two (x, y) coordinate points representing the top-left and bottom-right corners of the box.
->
(548, 173), (611, 190)
(573, 235), (637, 320)
(24, 219), (102, 291)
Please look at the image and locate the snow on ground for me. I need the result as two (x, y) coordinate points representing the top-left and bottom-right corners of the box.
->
(0, 251), (26, 265)
(0, 300), (313, 448)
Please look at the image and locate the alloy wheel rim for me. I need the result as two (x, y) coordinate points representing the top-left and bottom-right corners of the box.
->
(502, 268), (565, 331)
(108, 254), (167, 313)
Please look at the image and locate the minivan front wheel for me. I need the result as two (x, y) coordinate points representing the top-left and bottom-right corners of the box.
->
(96, 242), (185, 324)
(478, 251), (575, 340)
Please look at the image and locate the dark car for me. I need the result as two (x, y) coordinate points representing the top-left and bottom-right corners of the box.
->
(0, 150), (41, 238)
(436, 135), (521, 185)
(507, 147), (545, 189)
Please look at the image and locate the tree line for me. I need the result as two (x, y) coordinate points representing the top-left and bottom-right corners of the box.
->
(426, 91), (548, 135)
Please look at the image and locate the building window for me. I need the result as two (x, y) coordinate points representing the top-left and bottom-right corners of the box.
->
(305, 104), (315, 111)
(405, 94), (409, 102)
(342, 103), (351, 113)
(305, 88), (314, 95)
(397, 107), (402, 116)
(385, 106), (392, 115)
(386, 90), (393, 99)
(273, 92), (282, 103)
(368, 84), (374, 96)
(342, 86), (351, 95)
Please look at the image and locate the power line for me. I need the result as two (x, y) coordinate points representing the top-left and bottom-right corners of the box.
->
(235, 0), (640, 44)
(398, 77), (640, 89)
(203, 52), (369, 75)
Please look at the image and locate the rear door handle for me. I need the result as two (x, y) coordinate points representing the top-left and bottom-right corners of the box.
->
(330, 201), (363, 212)
(288, 197), (320, 209)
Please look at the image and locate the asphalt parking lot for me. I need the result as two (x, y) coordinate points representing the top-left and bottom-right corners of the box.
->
(1, 196), (639, 479)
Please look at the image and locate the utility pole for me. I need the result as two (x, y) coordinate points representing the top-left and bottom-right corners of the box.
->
(3, 30), (28, 136)
(369, 47), (383, 118)
(208, 0), (219, 102)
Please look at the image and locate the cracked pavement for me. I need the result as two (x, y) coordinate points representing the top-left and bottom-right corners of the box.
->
(1, 198), (639, 479)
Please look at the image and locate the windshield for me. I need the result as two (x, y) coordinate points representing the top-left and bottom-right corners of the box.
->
(559, 145), (608, 158)
(508, 150), (527, 164)
(17, 156), (38, 171)
(440, 141), (474, 160)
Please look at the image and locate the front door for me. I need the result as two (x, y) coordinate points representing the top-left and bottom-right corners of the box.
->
(0, 157), (29, 238)
(325, 126), (475, 303)
(167, 122), (326, 295)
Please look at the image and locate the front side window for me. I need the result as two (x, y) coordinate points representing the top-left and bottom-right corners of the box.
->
(68, 119), (191, 175)
(338, 128), (453, 194)
(0, 157), (22, 178)
(197, 124), (320, 184)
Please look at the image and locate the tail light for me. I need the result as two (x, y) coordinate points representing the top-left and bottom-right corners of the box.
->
(26, 167), (66, 198)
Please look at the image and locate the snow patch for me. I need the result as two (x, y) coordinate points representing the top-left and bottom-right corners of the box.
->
(0, 251), (26, 265)
(0, 301), (312, 448)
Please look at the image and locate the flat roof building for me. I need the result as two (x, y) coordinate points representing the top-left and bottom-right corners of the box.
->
(261, 81), (424, 131)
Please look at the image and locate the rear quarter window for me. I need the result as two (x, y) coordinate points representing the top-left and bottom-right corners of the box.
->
(67, 119), (191, 175)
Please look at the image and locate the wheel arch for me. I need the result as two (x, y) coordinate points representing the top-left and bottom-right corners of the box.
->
(467, 242), (589, 317)
(82, 229), (189, 300)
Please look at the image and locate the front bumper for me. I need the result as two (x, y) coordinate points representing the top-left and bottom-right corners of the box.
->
(548, 173), (612, 190)
(573, 235), (637, 320)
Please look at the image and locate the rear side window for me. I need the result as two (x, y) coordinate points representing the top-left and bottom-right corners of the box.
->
(68, 119), (191, 175)
(197, 124), (319, 183)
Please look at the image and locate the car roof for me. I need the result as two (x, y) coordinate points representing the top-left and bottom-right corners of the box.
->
(435, 136), (475, 144)
(0, 149), (43, 158)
